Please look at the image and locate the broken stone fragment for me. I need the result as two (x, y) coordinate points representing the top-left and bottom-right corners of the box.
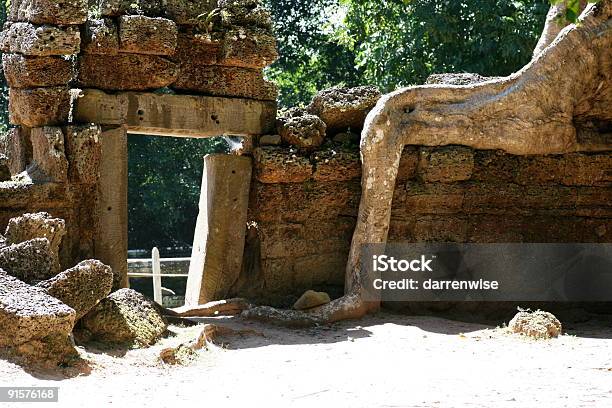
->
(220, 28), (278, 69)
(8, 0), (87, 25)
(219, 0), (273, 30)
(37, 260), (113, 320)
(82, 18), (119, 55)
(118, 16), (178, 56)
(64, 125), (102, 184)
(172, 65), (277, 101)
(417, 146), (474, 183)
(96, 0), (164, 17)
(425, 73), (499, 85)
(27, 127), (69, 183)
(307, 86), (381, 134)
(0, 238), (55, 284)
(277, 107), (327, 151)
(293, 290), (331, 310)
(2, 54), (73, 88)
(8, 86), (71, 127)
(0, 154), (10, 182)
(253, 146), (313, 183)
(81, 288), (168, 347)
(0, 23), (80, 56)
(165, 0), (218, 25)
(78, 53), (179, 91)
(5, 212), (66, 272)
(508, 310), (562, 339)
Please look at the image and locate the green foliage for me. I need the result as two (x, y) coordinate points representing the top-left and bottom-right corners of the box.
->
(127, 136), (228, 250)
(550, 0), (600, 23)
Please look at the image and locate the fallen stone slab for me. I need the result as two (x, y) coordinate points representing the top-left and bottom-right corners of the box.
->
(37, 260), (113, 320)
(307, 86), (381, 134)
(0, 23), (80, 56)
(508, 310), (562, 339)
(82, 18), (119, 55)
(277, 107), (327, 151)
(8, 86), (71, 127)
(0, 269), (75, 348)
(293, 290), (331, 310)
(118, 16), (177, 56)
(78, 53), (179, 91)
(2, 54), (73, 88)
(170, 298), (252, 317)
(81, 288), (168, 347)
(5, 212), (66, 273)
(0, 238), (55, 284)
(9, 0), (87, 25)
(27, 127), (69, 183)
(172, 65), (277, 101)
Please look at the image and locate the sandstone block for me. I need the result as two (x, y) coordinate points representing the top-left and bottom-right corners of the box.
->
(220, 28), (278, 68)
(82, 288), (168, 347)
(418, 146), (474, 183)
(5, 212), (66, 273)
(27, 127), (68, 183)
(96, 0), (163, 17)
(277, 108), (326, 151)
(0, 23), (80, 56)
(509, 310), (562, 339)
(0, 238), (55, 284)
(0, 127), (32, 176)
(64, 125), (102, 184)
(307, 86), (381, 134)
(118, 16), (178, 56)
(173, 65), (277, 100)
(9, 87), (71, 127)
(82, 18), (119, 55)
(253, 146), (312, 183)
(219, 0), (273, 30)
(9, 0), (87, 25)
(165, 0), (218, 25)
(0, 269), (75, 348)
(173, 32), (222, 65)
(312, 147), (361, 182)
(2, 54), (73, 88)
(293, 290), (331, 310)
(37, 260), (113, 320)
(78, 53), (179, 91)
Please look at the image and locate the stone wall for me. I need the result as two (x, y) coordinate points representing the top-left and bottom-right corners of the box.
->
(239, 144), (612, 307)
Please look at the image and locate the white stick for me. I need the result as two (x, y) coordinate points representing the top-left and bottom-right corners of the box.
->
(152, 247), (162, 305)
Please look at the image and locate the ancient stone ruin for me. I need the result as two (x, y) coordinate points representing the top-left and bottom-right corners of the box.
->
(0, 0), (610, 363)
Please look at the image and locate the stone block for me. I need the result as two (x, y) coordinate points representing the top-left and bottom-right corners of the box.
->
(253, 146), (312, 183)
(9, 0), (87, 25)
(118, 16), (177, 56)
(82, 18), (119, 55)
(418, 146), (474, 183)
(312, 147), (361, 182)
(277, 108), (326, 151)
(27, 127), (68, 183)
(172, 65), (277, 101)
(165, 0), (218, 25)
(77, 53), (179, 91)
(219, 0), (273, 30)
(0, 23), (80, 56)
(96, 0), (163, 17)
(2, 54), (73, 88)
(173, 32), (222, 65)
(0, 127), (32, 176)
(220, 28), (278, 68)
(9, 87), (71, 127)
(0, 238), (55, 284)
(64, 125), (102, 184)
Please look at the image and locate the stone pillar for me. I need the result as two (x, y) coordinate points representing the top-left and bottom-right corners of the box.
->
(185, 154), (252, 306)
(95, 126), (128, 290)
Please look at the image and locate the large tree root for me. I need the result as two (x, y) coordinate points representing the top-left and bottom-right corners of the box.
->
(244, 1), (612, 326)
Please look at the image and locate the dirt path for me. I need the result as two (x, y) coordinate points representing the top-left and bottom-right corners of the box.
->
(1, 312), (611, 407)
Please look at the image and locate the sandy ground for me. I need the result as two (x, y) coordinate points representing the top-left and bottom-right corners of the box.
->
(1, 311), (611, 408)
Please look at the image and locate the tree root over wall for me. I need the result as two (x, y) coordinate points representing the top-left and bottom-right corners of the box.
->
(243, 1), (612, 326)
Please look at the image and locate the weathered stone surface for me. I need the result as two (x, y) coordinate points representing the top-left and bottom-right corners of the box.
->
(9, 0), (87, 25)
(253, 146), (312, 183)
(0, 127), (32, 176)
(2, 54), (73, 88)
(8, 87), (71, 127)
(293, 290), (331, 310)
(259, 134), (281, 146)
(0, 155), (10, 182)
(219, 0), (273, 30)
(82, 288), (168, 347)
(277, 108), (327, 151)
(418, 146), (474, 183)
(308, 86), (381, 134)
(64, 125), (102, 184)
(27, 127), (68, 183)
(221, 28), (278, 68)
(0, 238), (55, 284)
(96, 0), (163, 17)
(0, 269), (75, 348)
(312, 147), (361, 182)
(5, 212), (66, 273)
(172, 65), (277, 101)
(509, 310), (562, 339)
(118, 16), (177, 56)
(82, 18), (119, 55)
(0, 23), (80, 56)
(77, 54), (179, 91)
(37, 260), (113, 320)
(173, 32), (222, 65)
(426, 73), (498, 85)
(165, 0), (217, 25)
